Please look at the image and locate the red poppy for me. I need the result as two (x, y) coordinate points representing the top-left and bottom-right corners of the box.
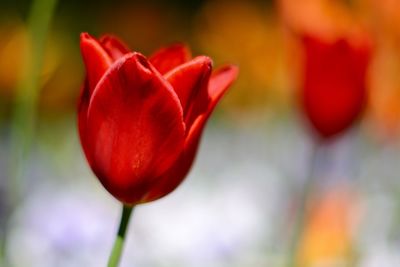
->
(78, 33), (238, 204)
(301, 35), (371, 138)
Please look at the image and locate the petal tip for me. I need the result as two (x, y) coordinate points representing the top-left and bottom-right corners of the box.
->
(80, 32), (98, 53)
(227, 64), (239, 74)
(125, 52), (153, 76)
(208, 64), (239, 101)
(192, 55), (213, 71)
(80, 32), (93, 43)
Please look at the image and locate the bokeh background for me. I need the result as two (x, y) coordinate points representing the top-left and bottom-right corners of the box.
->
(1, 0), (400, 266)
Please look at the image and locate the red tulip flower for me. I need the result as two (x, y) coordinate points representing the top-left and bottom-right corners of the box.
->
(301, 35), (371, 139)
(78, 33), (238, 205)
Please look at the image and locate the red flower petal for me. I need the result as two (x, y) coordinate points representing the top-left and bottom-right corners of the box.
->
(85, 53), (185, 204)
(142, 65), (238, 202)
(142, 116), (204, 202)
(301, 35), (370, 138)
(149, 43), (191, 75)
(78, 79), (92, 164)
(80, 33), (112, 96)
(165, 56), (212, 129)
(99, 34), (131, 61)
(208, 65), (239, 104)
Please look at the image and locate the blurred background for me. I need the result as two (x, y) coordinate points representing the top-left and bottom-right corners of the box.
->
(1, 0), (400, 266)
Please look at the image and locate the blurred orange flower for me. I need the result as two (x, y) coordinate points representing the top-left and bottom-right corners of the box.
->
(0, 18), (28, 97)
(0, 14), (70, 116)
(296, 186), (361, 267)
(195, 0), (289, 113)
(357, 0), (400, 139)
(278, 0), (365, 41)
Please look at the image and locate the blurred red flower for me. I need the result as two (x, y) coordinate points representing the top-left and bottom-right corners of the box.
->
(78, 33), (238, 204)
(301, 35), (371, 138)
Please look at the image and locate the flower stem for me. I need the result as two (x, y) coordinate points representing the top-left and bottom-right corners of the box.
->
(107, 205), (134, 267)
(287, 140), (320, 267)
(10, 0), (58, 202)
(1, 0), (57, 264)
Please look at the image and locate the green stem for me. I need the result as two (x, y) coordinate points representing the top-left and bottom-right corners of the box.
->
(107, 205), (134, 267)
(10, 0), (58, 202)
(287, 140), (320, 267)
(1, 0), (57, 264)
